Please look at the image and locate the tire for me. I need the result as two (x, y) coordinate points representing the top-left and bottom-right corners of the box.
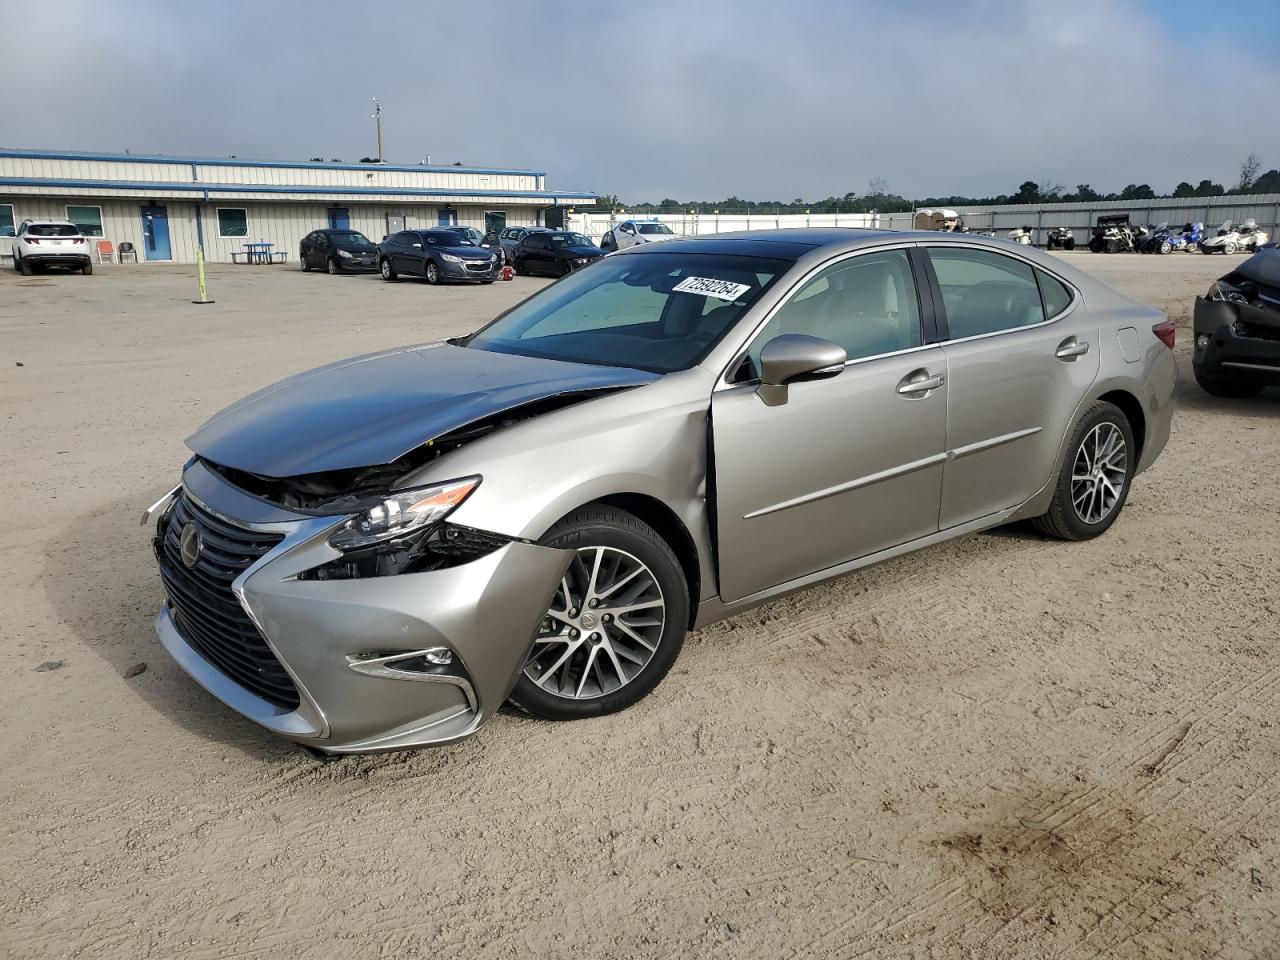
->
(1194, 368), (1266, 398)
(1088, 238), (1103, 253)
(300, 252), (310, 271)
(481, 280), (494, 285)
(1201, 245), (1212, 254)
(1224, 241), (1237, 255)
(509, 505), (690, 720)
(379, 258), (397, 280)
(1032, 401), (1135, 541)
(1159, 241), (1172, 255)
(1064, 239), (1075, 250)
(513, 257), (527, 276)
(19, 257), (33, 276)
(327, 257), (339, 275)
(82, 261), (93, 275)
(425, 260), (439, 284)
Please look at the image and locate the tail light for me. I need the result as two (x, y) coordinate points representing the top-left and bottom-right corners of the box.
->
(25, 237), (39, 245)
(1152, 318), (1176, 349)
(72, 237), (85, 244)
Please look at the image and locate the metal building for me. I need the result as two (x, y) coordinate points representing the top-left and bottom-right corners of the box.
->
(0, 148), (595, 263)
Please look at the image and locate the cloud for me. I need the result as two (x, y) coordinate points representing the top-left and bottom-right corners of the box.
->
(4, 0), (1278, 202)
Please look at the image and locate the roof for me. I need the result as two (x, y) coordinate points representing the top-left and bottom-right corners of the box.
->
(0, 146), (545, 178)
(623, 228), (902, 260)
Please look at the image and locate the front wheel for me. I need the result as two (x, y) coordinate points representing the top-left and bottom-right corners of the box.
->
(425, 260), (439, 284)
(1224, 241), (1238, 255)
(1159, 241), (1172, 255)
(379, 258), (397, 280)
(327, 257), (340, 275)
(509, 506), (689, 720)
(1033, 401), (1135, 541)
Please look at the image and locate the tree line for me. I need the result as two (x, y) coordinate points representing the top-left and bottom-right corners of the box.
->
(590, 154), (1280, 215)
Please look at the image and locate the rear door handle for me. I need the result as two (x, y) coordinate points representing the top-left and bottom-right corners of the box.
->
(896, 370), (945, 396)
(1055, 337), (1090, 360)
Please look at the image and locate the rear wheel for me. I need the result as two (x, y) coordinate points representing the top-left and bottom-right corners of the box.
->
(1033, 401), (1134, 541)
(300, 252), (311, 271)
(379, 258), (397, 280)
(82, 261), (93, 275)
(1064, 238), (1075, 250)
(1195, 368), (1266, 398)
(509, 506), (689, 720)
(1159, 241), (1172, 255)
(19, 257), (33, 276)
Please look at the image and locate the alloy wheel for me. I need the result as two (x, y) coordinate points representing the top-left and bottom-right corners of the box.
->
(523, 546), (666, 700)
(1071, 422), (1128, 524)
(426, 261), (438, 283)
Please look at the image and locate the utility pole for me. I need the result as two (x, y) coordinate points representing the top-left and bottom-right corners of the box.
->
(372, 98), (384, 162)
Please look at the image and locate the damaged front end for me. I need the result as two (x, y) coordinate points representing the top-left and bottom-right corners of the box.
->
(1193, 249), (1280, 394)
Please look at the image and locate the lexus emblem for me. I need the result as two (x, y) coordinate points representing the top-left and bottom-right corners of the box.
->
(179, 522), (203, 569)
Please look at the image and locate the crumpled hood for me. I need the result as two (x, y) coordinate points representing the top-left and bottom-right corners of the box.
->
(187, 343), (659, 477)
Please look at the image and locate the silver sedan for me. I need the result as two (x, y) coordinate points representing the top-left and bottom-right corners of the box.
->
(146, 230), (1176, 753)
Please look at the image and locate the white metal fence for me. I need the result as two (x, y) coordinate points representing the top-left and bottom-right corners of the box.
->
(567, 210), (916, 244)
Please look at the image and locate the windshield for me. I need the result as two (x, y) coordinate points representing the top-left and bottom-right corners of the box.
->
(638, 223), (675, 235)
(27, 224), (80, 237)
(550, 232), (593, 247)
(456, 227), (484, 243)
(468, 252), (791, 373)
(329, 231), (371, 246)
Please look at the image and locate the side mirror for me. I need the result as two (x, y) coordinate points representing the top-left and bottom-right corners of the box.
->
(759, 334), (847, 386)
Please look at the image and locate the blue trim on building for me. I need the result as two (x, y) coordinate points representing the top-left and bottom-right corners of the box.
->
(0, 177), (596, 203)
(0, 147), (545, 179)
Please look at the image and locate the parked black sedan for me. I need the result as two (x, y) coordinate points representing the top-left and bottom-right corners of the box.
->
(512, 231), (604, 277)
(497, 225), (549, 264)
(378, 229), (500, 284)
(299, 229), (378, 274)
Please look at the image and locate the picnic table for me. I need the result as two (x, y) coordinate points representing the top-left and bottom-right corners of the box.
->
(231, 241), (287, 265)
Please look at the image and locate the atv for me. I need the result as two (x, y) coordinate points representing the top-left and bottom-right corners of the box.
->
(1045, 226), (1075, 250)
(1089, 214), (1137, 253)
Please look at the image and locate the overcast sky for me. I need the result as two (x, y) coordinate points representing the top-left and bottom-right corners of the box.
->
(6, 0), (1278, 202)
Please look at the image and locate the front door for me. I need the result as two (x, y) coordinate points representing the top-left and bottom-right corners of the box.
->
(327, 207), (350, 230)
(712, 248), (948, 602)
(925, 245), (1100, 529)
(141, 205), (171, 261)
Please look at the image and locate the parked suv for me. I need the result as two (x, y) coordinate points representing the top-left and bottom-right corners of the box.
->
(378, 229), (499, 284)
(299, 229), (378, 274)
(512, 230), (604, 277)
(12, 219), (92, 275)
(497, 226), (549, 264)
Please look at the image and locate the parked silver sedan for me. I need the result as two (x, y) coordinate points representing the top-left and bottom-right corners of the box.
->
(146, 230), (1176, 754)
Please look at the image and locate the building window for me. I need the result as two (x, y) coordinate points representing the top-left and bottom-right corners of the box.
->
(0, 204), (14, 237)
(217, 208), (249, 238)
(66, 205), (104, 237)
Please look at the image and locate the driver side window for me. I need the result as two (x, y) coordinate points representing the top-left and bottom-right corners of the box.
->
(745, 250), (922, 377)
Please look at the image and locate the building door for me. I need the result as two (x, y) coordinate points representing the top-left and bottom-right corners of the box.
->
(437, 209), (458, 227)
(484, 210), (506, 235)
(327, 207), (350, 230)
(140, 205), (171, 261)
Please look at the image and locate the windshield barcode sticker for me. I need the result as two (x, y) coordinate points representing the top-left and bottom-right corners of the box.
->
(672, 276), (752, 302)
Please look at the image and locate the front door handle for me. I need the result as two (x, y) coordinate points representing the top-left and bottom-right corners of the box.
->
(896, 369), (945, 396)
(1055, 337), (1090, 360)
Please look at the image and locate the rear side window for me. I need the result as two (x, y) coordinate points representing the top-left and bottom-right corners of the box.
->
(1036, 269), (1074, 318)
(929, 247), (1046, 339)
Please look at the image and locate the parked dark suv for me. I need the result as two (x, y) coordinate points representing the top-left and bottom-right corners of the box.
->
(378, 229), (500, 284)
(512, 231), (604, 277)
(497, 225), (549, 264)
(299, 229), (378, 274)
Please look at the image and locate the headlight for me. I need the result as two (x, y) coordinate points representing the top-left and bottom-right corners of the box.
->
(441, 253), (463, 264)
(329, 477), (480, 551)
(574, 257), (588, 265)
(337, 249), (353, 259)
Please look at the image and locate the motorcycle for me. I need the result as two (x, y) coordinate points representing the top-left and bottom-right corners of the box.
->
(1135, 222), (1166, 253)
(1007, 225), (1034, 245)
(1045, 226), (1075, 250)
(1201, 218), (1270, 254)
(1089, 214), (1137, 253)
(1160, 222), (1203, 254)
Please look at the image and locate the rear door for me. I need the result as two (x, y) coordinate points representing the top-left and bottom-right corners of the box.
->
(925, 245), (1099, 529)
(712, 247), (948, 602)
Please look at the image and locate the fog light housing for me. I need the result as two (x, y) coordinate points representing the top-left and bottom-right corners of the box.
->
(1196, 334), (1210, 349)
(424, 647), (454, 666)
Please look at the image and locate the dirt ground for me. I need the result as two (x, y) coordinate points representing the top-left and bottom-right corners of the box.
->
(2, 251), (1277, 960)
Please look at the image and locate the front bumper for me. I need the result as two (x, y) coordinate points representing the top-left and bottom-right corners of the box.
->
(1193, 296), (1280, 385)
(442, 258), (499, 282)
(152, 461), (570, 753)
(337, 257), (376, 271)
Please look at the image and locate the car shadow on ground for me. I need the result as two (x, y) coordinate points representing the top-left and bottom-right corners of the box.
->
(41, 493), (300, 763)
(1173, 356), (1280, 418)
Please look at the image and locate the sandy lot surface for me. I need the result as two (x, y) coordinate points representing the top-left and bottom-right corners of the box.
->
(2, 252), (1277, 959)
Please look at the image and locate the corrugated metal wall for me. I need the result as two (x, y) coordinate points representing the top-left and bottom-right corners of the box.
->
(568, 210), (917, 243)
(0, 197), (543, 263)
